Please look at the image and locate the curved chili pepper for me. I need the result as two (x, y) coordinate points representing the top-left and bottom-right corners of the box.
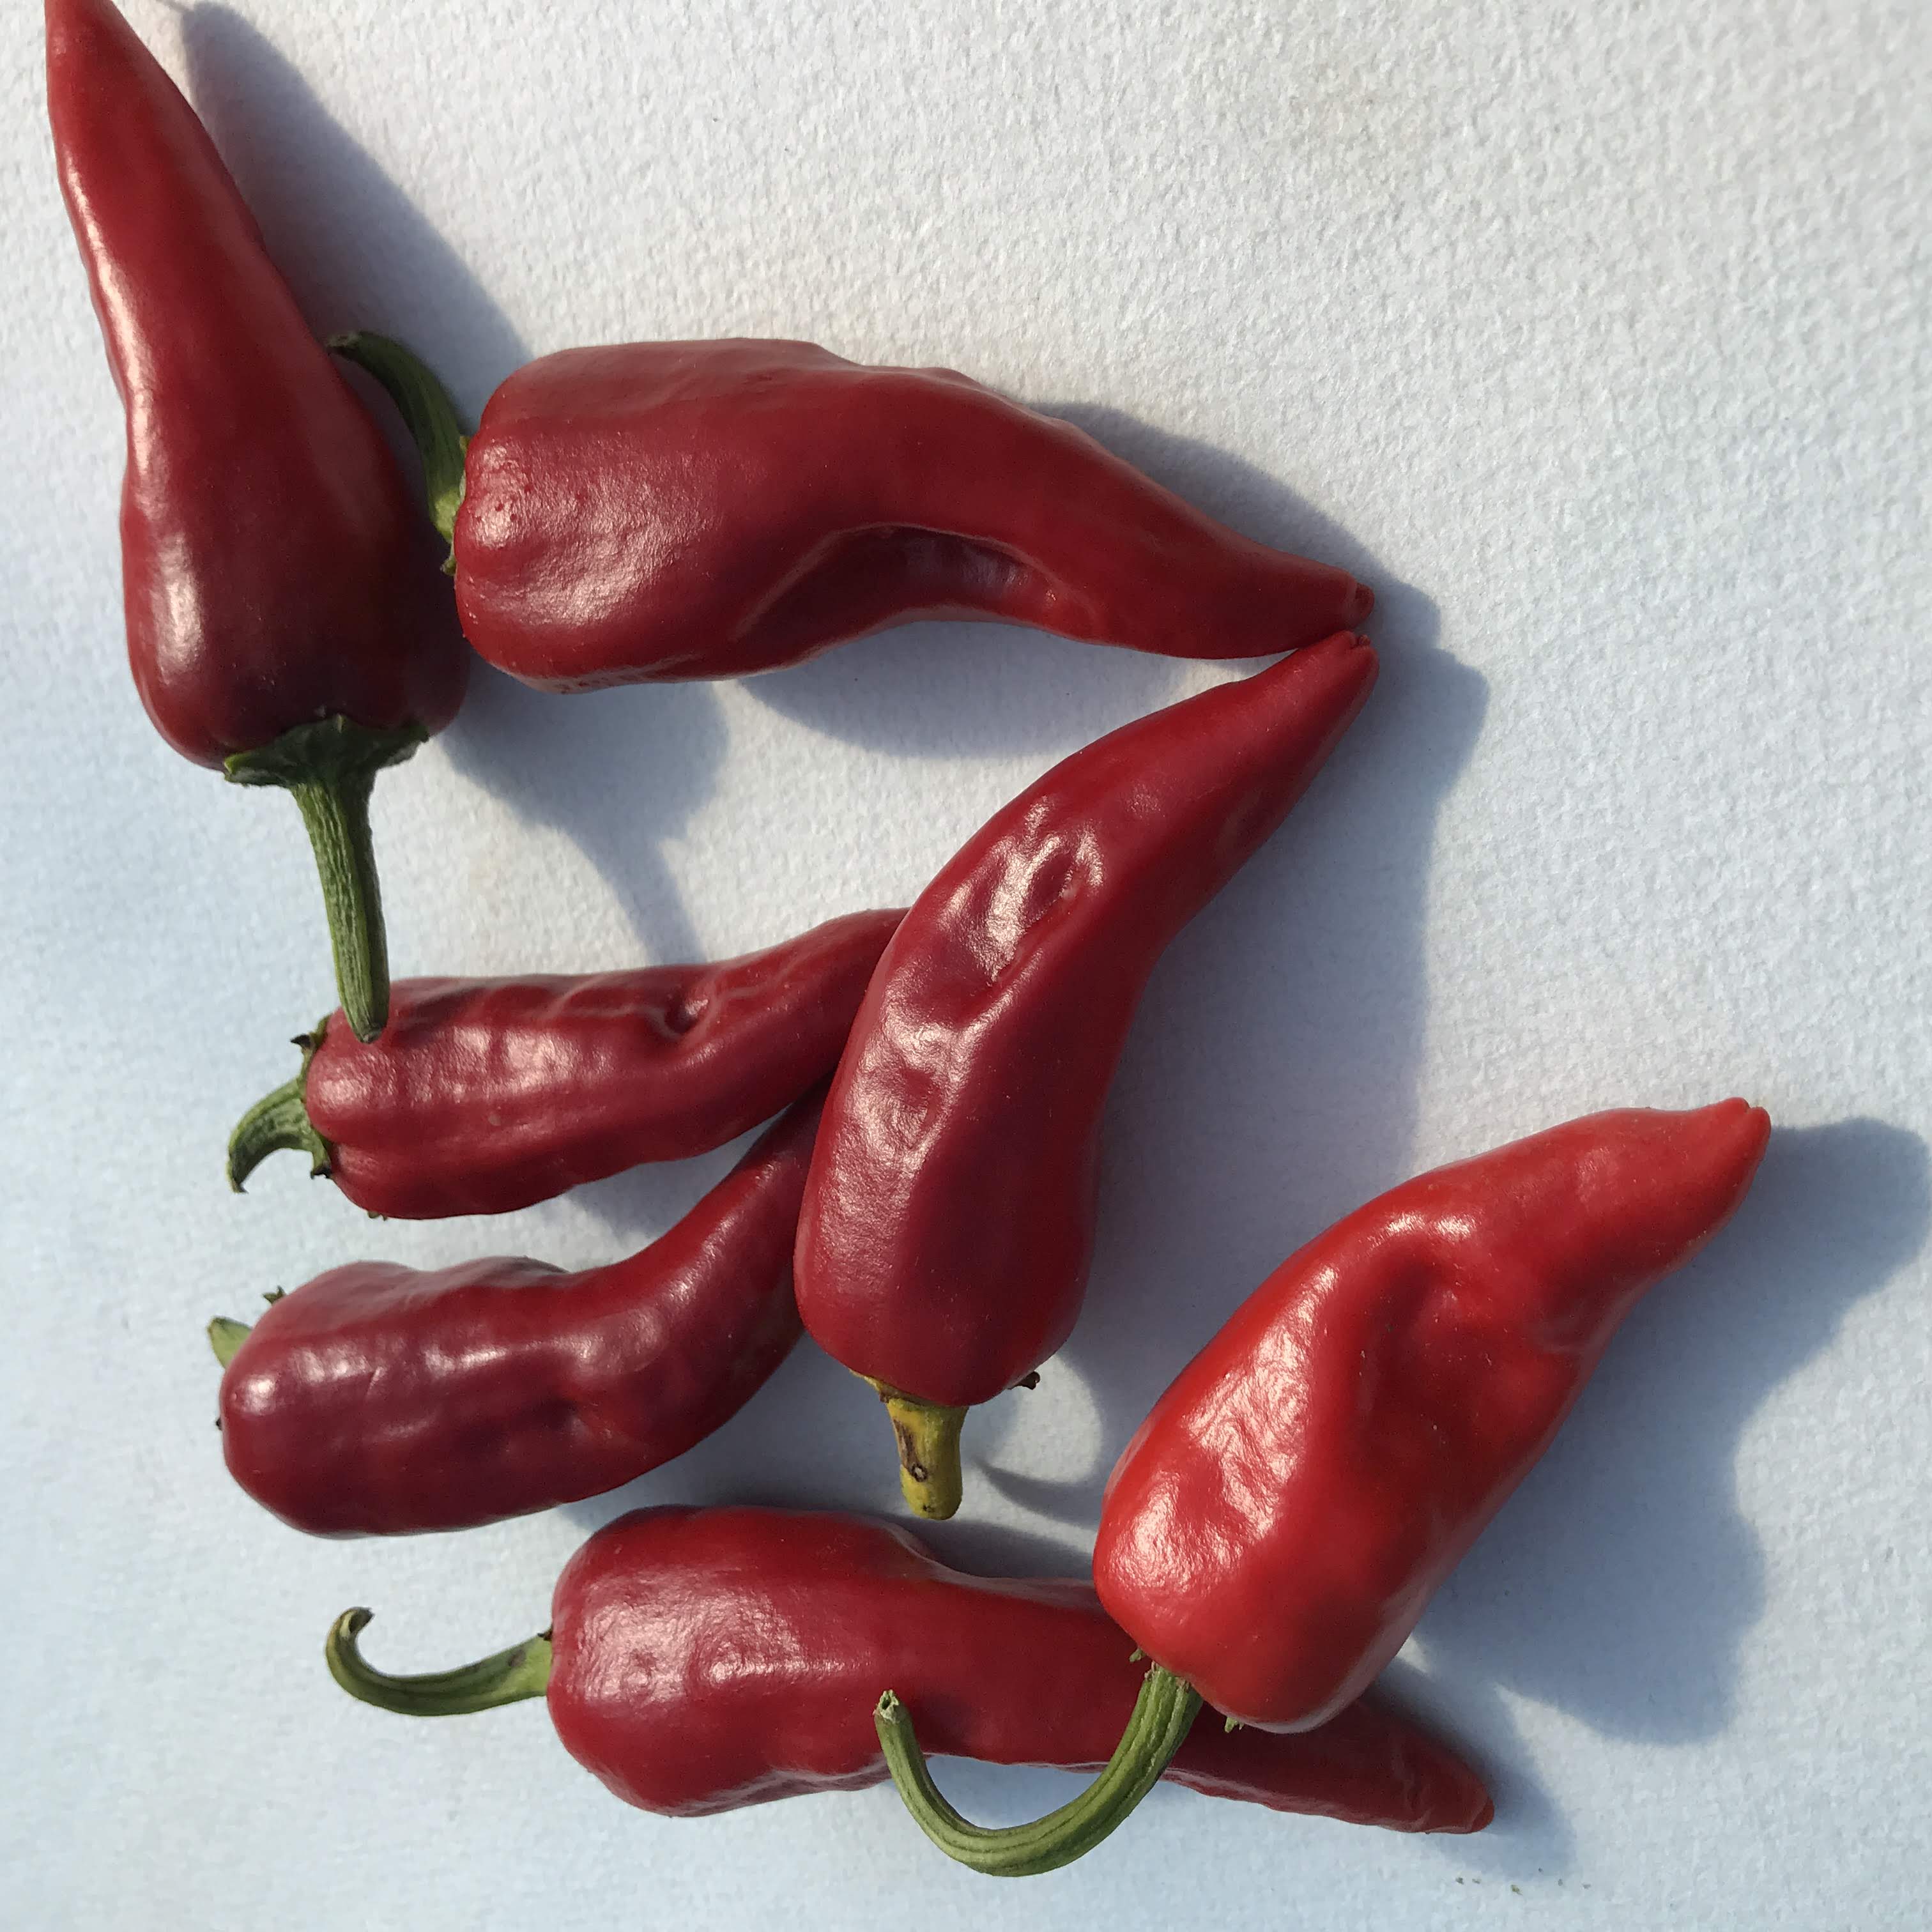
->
(325, 1505), (1492, 1838)
(792, 635), (1378, 1517)
(226, 908), (901, 1216)
(330, 333), (1371, 689)
(45, 0), (468, 1041)
(881, 1100), (1770, 1873)
(210, 1094), (822, 1536)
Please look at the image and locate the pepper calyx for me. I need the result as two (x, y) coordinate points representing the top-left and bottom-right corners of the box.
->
(207, 1317), (252, 1368)
(227, 1021), (334, 1192)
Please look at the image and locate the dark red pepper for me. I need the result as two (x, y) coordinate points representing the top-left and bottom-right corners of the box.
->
(331, 333), (1371, 688)
(210, 1093), (821, 1536)
(793, 636), (1378, 1517)
(881, 1101), (1770, 1872)
(226, 908), (900, 1216)
(46, 0), (468, 1041)
(325, 1505), (1491, 1838)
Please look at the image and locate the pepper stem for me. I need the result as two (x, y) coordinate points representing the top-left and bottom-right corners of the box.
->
(207, 1317), (252, 1368)
(328, 332), (470, 561)
(326, 1609), (553, 1717)
(866, 1378), (969, 1520)
(226, 718), (426, 1042)
(875, 1664), (1203, 1876)
(227, 1055), (330, 1192)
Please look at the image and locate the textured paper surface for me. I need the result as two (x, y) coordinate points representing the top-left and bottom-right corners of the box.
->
(3, 1), (1928, 1924)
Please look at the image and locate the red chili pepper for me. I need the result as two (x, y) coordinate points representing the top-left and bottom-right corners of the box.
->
(45, 0), (468, 1041)
(209, 1094), (822, 1536)
(226, 908), (901, 1216)
(328, 334), (1371, 688)
(325, 1505), (1492, 1842)
(792, 636), (1378, 1518)
(880, 1101), (1770, 1873)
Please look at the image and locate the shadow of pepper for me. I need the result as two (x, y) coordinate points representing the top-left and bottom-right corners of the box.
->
(178, 5), (723, 974)
(966, 577), (1496, 1777)
(955, 408), (1482, 1514)
(739, 397), (1485, 1533)
(178, 6), (524, 387)
(1413, 1117), (1928, 1748)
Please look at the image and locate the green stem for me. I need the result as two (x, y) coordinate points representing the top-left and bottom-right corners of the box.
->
(875, 1664), (1203, 1876)
(866, 1378), (969, 1521)
(326, 1609), (553, 1717)
(207, 1317), (251, 1368)
(226, 718), (426, 1042)
(328, 332), (470, 562)
(227, 1046), (330, 1192)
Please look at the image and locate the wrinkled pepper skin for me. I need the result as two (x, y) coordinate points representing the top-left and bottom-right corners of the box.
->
(230, 910), (901, 1216)
(452, 342), (1372, 689)
(217, 1094), (820, 1537)
(793, 636), (1377, 1508)
(546, 1506), (1491, 1830)
(47, 0), (468, 1037)
(1094, 1101), (1772, 1733)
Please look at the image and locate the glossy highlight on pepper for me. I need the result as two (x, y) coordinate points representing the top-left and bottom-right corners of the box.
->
(45, 0), (468, 1039)
(326, 1505), (1492, 1834)
(213, 1092), (822, 1536)
(881, 1100), (1770, 1872)
(794, 634), (1379, 1516)
(334, 332), (1372, 689)
(227, 909), (901, 1216)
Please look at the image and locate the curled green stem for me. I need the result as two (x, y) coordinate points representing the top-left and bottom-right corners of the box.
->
(866, 1378), (969, 1520)
(227, 1038), (331, 1192)
(329, 332), (470, 561)
(326, 1609), (553, 1717)
(226, 718), (425, 1042)
(876, 1664), (1203, 1876)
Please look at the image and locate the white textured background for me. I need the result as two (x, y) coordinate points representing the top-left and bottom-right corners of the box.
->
(4, 1), (1928, 1924)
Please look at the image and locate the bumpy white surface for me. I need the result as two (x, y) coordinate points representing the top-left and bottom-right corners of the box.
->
(3, 1), (1928, 1924)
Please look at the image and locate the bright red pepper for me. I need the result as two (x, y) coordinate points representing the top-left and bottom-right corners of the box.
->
(881, 1101), (1770, 1873)
(331, 333), (1371, 688)
(210, 1094), (820, 1536)
(792, 636), (1378, 1518)
(226, 908), (900, 1216)
(325, 1505), (1492, 1837)
(47, 0), (468, 1040)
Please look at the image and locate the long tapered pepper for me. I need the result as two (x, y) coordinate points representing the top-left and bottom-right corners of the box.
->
(880, 1101), (1770, 1873)
(226, 909), (900, 1216)
(792, 635), (1378, 1517)
(46, 0), (468, 1039)
(331, 332), (1371, 688)
(325, 1505), (1492, 1835)
(210, 1094), (821, 1536)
